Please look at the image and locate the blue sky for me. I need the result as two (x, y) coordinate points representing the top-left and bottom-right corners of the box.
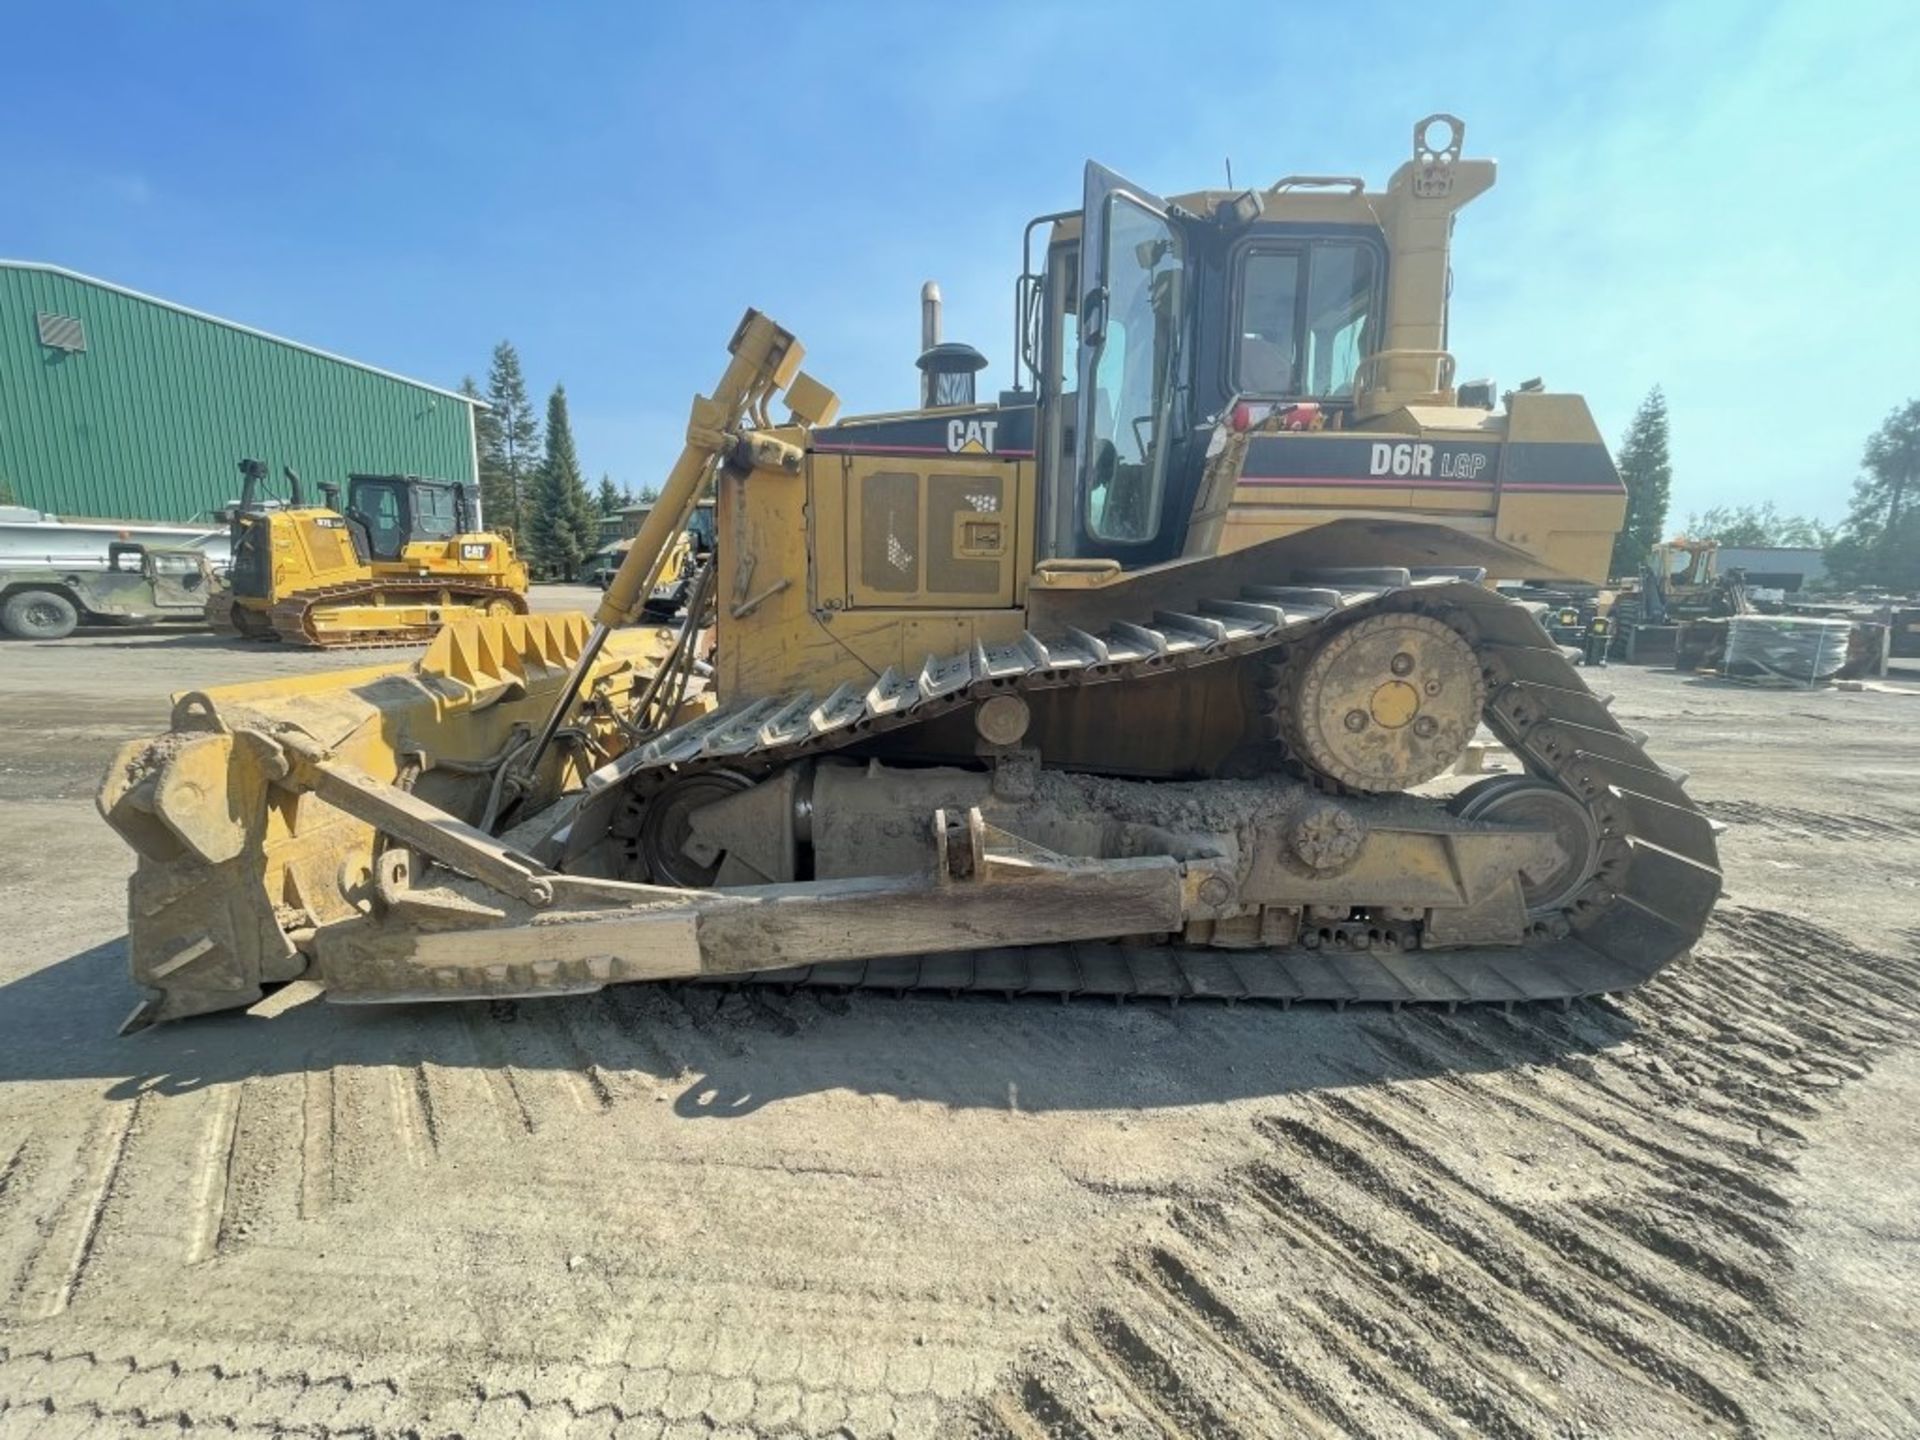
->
(7, 1), (1916, 522)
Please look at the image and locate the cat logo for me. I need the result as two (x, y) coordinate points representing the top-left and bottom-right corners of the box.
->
(946, 419), (999, 454)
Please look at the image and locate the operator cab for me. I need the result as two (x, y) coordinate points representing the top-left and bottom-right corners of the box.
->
(686, 500), (718, 556)
(999, 115), (1489, 570)
(1022, 162), (1401, 568)
(345, 475), (472, 562)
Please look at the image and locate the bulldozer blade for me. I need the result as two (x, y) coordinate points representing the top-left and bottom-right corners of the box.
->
(97, 613), (691, 1026)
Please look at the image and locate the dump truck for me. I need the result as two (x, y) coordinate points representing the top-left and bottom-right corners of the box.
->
(0, 541), (221, 639)
(212, 460), (529, 646)
(99, 117), (1721, 1029)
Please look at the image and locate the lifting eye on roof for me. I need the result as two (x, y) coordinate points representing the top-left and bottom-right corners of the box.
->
(916, 342), (989, 409)
(1412, 114), (1465, 199)
(1415, 113), (1464, 166)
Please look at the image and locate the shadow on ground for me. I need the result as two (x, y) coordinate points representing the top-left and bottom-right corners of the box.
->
(43, 630), (373, 652)
(0, 935), (1630, 1117)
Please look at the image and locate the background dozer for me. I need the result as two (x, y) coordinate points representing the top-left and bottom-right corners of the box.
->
(100, 116), (1720, 1029)
(211, 458), (529, 646)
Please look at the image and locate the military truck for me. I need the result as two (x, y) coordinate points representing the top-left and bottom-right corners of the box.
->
(0, 542), (221, 639)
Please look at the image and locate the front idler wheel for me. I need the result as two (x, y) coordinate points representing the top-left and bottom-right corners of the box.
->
(1449, 775), (1600, 917)
(633, 770), (755, 887)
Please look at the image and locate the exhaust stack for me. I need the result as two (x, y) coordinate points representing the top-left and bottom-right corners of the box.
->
(919, 281), (941, 406)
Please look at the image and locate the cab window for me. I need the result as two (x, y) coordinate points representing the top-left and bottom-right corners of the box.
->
(351, 480), (407, 559)
(1085, 196), (1185, 543)
(367, 485), (403, 553)
(1237, 253), (1301, 393)
(1232, 240), (1380, 399)
(687, 505), (717, 551)
(412, 484), (457, 539)
(1045, 242), (1079, 398)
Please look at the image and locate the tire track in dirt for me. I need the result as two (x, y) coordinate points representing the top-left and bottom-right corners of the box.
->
(0, 1137), (28, 1209)
(952, 908), (1920, 1439)
(1704, 799), (1918, 842)
(0, 1340), (405, 1437)
(299, 1068), (335, 1220)
(5, 908), (1912, 1438)
(8, 1098), (142, 1321)
(0, 1326), (974, 1437)
(183, 1083), (240, 1265)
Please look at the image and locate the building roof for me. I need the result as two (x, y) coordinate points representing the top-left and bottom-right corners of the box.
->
(0, 260), (483, 407)
(1720, 546), (1828, 579)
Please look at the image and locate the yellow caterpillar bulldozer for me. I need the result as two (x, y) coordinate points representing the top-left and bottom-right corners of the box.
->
(100, 116), (1719, 1029)
(210, 459), (529, 646)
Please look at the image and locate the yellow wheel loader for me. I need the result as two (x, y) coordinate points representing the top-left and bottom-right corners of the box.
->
(100, 116), (1719, 1029)
(211, 460), (530, 646)
(587, 500), (716, 617)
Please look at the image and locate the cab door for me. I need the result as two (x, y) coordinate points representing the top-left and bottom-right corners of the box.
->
(1071, 163), (1196, 567)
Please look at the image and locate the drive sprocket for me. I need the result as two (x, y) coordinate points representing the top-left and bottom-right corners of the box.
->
(1279, 611), (1486, 792)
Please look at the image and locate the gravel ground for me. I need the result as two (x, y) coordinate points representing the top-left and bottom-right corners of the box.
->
(1, 600), (1917, 1439)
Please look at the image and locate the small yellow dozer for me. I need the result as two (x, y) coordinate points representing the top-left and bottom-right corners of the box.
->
(212, 461), (530, 646)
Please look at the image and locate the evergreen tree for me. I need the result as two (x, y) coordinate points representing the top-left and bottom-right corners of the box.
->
(528, 385), (601, 581)
(596, 473), (623, 516)
(636, 483), (661, 506)
(482, 342), (540, 538)
(1610, 387), (1673, 579)
(1826, 400), (1920, 592)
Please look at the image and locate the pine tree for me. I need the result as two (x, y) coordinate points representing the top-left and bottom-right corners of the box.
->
(528, 385), (601, 581)
(482, 342), (540, 538)
(596, 473), (623, 516)
(1610, 387), (1673, 579)
(1827, 400), (1920, 592)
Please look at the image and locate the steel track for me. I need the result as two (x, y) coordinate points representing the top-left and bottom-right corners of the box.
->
(265, 578), (527, 648)
(609, 568), (1722, 1008)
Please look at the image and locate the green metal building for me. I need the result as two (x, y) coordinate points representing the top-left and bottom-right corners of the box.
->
(1, 261), (481, 522)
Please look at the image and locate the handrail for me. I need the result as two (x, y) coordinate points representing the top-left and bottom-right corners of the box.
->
(1266, 175), (1367, 196)
(1355, 347), (1457, 397)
